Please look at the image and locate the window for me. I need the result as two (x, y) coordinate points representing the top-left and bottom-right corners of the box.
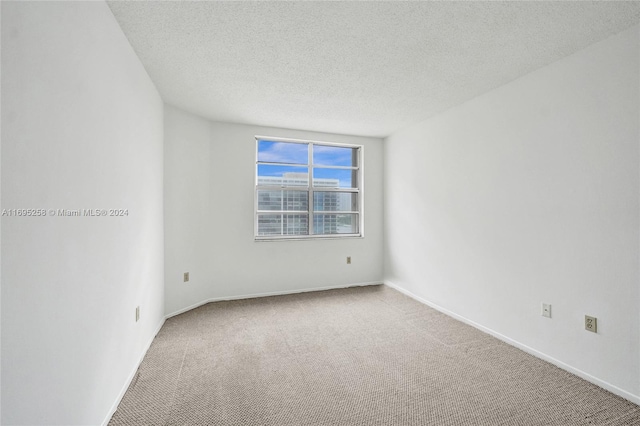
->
(255, 136), (362, 240)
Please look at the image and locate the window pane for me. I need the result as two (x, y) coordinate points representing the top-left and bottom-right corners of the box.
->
(258, 214), (309, 236)
(313, 214), (358, 235)
(258, 190), (308, 211)
(313, 168), (357, 189)
(313, 145), (358, 167)
(313, 192), (357, 212)
(257, 140), (308, 164)
(257, 165), (308, 187)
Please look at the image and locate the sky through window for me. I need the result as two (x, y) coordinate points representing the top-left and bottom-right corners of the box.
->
(257, 140), (357, 187)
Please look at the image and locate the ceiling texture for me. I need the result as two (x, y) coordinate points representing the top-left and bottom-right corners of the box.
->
(108, 1), (640, 138)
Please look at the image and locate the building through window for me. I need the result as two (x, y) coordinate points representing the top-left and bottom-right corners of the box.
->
(255, 137), (362, 239)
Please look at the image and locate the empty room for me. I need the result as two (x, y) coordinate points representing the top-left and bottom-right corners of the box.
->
(2, 1), (640, 425)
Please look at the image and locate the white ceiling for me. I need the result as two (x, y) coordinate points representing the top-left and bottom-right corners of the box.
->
(108, 1), (640, 138)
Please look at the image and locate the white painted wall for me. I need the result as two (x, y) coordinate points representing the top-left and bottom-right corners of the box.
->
(384, 25), (640, 400)
(164, 105), (383, 316)
(1, 2), (164, 425)
(0, 3), (3, 422)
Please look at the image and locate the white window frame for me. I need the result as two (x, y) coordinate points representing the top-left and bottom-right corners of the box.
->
(254, 135), (364, 241)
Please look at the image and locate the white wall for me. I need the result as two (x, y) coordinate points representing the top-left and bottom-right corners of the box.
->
(164, 105), (383, 316)
(384, 25), (640, 400)
(1, 2), (164, 425)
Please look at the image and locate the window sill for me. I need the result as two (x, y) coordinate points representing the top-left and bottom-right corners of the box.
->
(254, 234), (363, 242)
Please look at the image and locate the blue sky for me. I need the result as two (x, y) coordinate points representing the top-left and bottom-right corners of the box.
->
(257, 140), (356, 188)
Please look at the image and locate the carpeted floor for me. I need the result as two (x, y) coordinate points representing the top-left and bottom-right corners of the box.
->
(109, 285), (640, 425)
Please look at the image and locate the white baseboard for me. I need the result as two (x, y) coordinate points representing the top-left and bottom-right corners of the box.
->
(101, 317), (166, 426)
(165, 281), (383, 319)
(383, 280), (640, 406)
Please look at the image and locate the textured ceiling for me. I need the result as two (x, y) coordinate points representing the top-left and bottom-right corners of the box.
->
(108, 1), (640, 138)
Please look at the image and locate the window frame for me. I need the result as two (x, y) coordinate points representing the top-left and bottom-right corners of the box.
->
(254, 135), (364, 241)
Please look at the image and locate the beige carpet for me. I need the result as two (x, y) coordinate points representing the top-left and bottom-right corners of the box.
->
(109, 285), (640, 425)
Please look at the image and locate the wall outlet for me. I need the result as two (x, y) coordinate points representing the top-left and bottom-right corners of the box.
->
(184, 272), (189, 282)
(542, 303), (551, 318)
(585, 315), (597, 333)
(135, 306), (140, 322)
(346, 256), (351, 264)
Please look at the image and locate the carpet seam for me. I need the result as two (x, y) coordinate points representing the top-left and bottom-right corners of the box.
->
(163, 334), (192, 426)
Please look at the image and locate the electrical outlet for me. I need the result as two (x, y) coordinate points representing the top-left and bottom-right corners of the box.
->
(346, 256), (351, 264)
(184, 272), (189, 282)
(585, 315), (597, 333)
(135, 306), (140, 322)
(542, 303), (551, 318)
